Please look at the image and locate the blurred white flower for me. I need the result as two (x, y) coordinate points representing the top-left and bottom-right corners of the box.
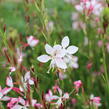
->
(64, 55), (79, 69)
(27, 36), (39, 47)
(46, 21), (54, 33)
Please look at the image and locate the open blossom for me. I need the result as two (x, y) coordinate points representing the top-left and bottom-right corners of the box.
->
(55, 88), (69, 106)
(37, 36), (78, 70)
(75, 0), (103, 16)
(45, 90), (59, 102)
(90, 94), (101, 107)
(74, 80), (82, 92)
(19, 72), (34, 92)
(45, 88), (69, 107)
(27, 36), (39, 47)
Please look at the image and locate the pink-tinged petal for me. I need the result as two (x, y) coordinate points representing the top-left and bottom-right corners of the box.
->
(55, 58), (67, 69)
(31, 99), (37, 106)
(1, 87), (12, 95)
(7, 98), (18, 108)
(12, 88), (22, 95)
(0, 86), (2, 91)
(19, 97), (25, 105)
(1, 96), (11, 101)
(63, 93), (69, 99)
(75, 4), (83, 12)
(48, 90), (53, 96)
(61, 36), (69, 48)
(27, 36), (39, 47)
(6, 76), (13, 87)
(37, 55), (51, 63)
(45, 44), (53, 55)
(9, 67), (16, 72)
(45, 94), (51, 102)
(67, 46), (78, 54)
(35, 103), (43, 108)
(30, 40), (39, 47)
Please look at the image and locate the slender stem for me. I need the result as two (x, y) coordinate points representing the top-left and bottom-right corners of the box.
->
(101, 34), (109, 93)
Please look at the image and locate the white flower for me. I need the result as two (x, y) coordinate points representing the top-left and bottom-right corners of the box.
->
(19, 72), (34, 92)
(45, 90), (59, 102)
(37, 44), (67, 69)
(37, 36), (78, 70)
(45, 88), (69, 107)
(27, 36), (39, 47)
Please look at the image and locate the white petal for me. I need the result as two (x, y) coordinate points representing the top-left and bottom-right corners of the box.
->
(61, 36), (69, 48)
(55, 58), (67, 69)
(67, 46), (78, 54)
(0, 92), (3, 99)
(11, 104), (23, 109)
(29, 40), (39, 47)
(29, 79), (34, 85)
(24, 72), (30, 82)
(37, 55), (51, 63)
(1, 96), (11, 101)
(53, 45), (62, 50)
(72, 62), (79, 69)
(6, 76), (13, 87)
(45, 44), (53, 54)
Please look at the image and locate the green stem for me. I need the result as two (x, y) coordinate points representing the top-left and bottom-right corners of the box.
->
(101, 34), (109, 94)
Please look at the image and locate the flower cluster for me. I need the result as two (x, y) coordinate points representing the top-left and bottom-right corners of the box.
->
(0, 72), (42, 109)
(75, 0), (104, 16)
